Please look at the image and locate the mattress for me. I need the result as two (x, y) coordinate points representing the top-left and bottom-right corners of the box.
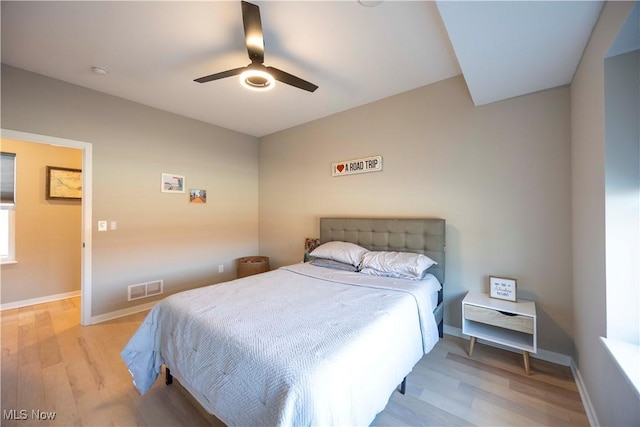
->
(121, 262), (441, 426)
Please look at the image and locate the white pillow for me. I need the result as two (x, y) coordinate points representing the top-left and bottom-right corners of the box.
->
(309, 241), (369, 267)
(359, 251), (437, 280)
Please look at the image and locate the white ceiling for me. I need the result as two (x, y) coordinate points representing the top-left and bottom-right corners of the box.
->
(1, 1), (603, 138)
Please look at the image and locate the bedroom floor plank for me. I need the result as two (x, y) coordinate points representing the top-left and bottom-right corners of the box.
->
(1, 297), (589, 427)
(446, 350), (585, 419)
(41, 362), (81, 426)
(435, 351), (581, 423)
(382, 391), (471, 426)
(459, 381), (571, 426)
(433, 366), (574, 424)
(1, 315), (19, 413)
(417, 385), (506, 427)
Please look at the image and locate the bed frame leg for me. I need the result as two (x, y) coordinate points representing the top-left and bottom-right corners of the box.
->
(165, 367), (173, 385)
(399, 377), (406, 395)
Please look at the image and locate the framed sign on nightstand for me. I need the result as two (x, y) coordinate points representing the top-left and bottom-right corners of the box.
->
(489, 276), (517, 301)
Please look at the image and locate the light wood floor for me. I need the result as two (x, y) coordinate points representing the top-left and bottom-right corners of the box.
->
(1, 297), (589, 426)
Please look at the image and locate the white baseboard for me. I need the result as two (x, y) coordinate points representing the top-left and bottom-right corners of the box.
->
(90, 301), (157, 324)
(571, 360), (600, 427)
(444, 325), (597, 426)
(0, 290), (81, 311)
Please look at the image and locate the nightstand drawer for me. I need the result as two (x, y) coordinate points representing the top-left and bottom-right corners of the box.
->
(464, 304), (533, 334)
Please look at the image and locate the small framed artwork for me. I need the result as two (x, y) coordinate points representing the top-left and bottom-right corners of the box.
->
(189, 189), (207, 203)
(46, 166), (82, 200)
(489, 276), (517, 301)
(161, 173), (185, 193)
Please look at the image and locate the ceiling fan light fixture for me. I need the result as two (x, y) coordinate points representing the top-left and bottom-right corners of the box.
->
(194, 1), (317, 93)
(240, 68), (275, 91)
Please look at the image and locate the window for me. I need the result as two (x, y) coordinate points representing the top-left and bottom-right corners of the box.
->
(602, 5), (639, 394)
(1, 152), (16, 263)
(604, 50), (639, 344)
(0, 209), (15, 262)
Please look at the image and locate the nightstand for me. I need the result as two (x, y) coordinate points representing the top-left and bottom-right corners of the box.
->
(462, 290), (537, 374)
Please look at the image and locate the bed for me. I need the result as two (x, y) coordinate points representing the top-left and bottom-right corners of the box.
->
(121, 217), (445, 426)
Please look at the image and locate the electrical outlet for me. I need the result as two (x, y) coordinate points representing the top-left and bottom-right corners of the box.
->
(218, 264), (224, 273)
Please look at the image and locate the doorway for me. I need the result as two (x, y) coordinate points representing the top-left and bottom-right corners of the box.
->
(1, 129), (93, 325)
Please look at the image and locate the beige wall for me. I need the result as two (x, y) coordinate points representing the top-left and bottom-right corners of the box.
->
(1, 65), (260, 316)
(571, 2), (640, 426)
(1, 138), (82, 302)
(259, 75), (574, 355)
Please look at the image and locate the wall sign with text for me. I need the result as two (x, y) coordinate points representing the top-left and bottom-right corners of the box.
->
(332, 155), (383, 177)
(489, 276), (518, 301)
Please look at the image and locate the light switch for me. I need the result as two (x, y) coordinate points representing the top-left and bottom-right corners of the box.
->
(98, 221), (107, 231)
(110, 221), (117, 230)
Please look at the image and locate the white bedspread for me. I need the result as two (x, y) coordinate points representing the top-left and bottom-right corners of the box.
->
(121, 263), (441, 426)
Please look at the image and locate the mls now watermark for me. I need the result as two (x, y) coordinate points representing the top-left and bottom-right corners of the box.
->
(3, 409), (57, 421)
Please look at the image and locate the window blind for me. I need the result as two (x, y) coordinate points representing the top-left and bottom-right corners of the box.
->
(1, 152), (16, 205)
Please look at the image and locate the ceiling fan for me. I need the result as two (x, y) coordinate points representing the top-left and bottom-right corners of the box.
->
(194, 1), (318, 93)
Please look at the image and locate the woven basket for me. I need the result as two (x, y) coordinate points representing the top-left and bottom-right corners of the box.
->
(237, 256), (270, 278)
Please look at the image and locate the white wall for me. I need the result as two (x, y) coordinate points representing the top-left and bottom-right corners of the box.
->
(259, 75), (574, 355)
(1, 65), (260, 317)
(571, 2), (640, 426)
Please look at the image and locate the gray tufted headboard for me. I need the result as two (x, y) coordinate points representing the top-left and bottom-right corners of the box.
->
(319, 217), (446, 285)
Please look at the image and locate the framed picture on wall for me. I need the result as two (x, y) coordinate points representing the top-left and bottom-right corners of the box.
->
(161, 173), (185, 193)
(489, 276), (517, 301)
(46, 166), (82, 200)
(189, 189), (207, 203)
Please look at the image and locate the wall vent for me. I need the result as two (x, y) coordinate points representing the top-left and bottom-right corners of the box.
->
(128, 280), (163, 301)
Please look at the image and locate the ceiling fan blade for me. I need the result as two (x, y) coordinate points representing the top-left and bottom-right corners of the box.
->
(194, 66), (247, 84)
(242, 1), (264, 64)
(266, 66), (318, 92)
